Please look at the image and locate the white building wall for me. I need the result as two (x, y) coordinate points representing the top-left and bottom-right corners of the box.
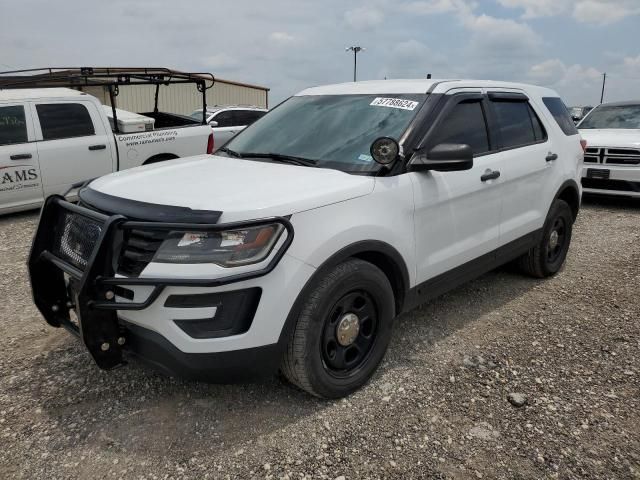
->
(81, 80), (268, 115)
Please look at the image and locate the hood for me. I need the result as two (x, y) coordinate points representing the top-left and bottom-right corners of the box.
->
(579, 129), (640, 149)
(87, 155), (374, 222)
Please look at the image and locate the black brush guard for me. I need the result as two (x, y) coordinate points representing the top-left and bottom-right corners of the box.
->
(28, 195), (293, 370)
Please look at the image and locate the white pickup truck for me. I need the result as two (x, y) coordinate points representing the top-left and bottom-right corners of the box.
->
(0, 68), (215, 215)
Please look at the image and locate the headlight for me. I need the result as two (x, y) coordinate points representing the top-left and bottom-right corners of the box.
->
(152, 223), (285, 266)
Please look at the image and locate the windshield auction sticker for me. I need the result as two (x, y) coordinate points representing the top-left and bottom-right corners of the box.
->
(370, 97), (419, 111)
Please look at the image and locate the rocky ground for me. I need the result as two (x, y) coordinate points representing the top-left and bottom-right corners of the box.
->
(0, 195), (639, 480)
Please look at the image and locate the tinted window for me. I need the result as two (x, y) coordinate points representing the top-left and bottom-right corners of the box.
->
(542, 97), (579, 136)
(237, 110), (266, 125)
(430, 101), (489, 155)
(492, 101), (546, 148)
(36, 103), (95, 140)
(0, 105), (28, 146)
(212, 111), (235, 128)
(578, 104), (640, 129)
(530, 106), (547, 142)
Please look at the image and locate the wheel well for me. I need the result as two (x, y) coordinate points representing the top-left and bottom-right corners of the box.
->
(143, 153), (179, 165)
(351, 251), (407, 315)
(557, 184), (580, 220)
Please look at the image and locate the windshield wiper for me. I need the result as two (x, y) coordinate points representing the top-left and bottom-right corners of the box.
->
(241, 152), (318, 167)
(218, 147), (243, 158)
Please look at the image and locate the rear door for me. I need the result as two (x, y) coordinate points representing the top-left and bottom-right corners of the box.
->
(411, 92), (505, 282)
(29, 100), (114, 197)
(0, 103), (43, 212)
(486, 92), (554, 244)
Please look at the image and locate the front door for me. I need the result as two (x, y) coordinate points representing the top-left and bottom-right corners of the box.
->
(0, 103), (43, 212)
(411, 92), (504, 284)
(30, 100), (113, 198)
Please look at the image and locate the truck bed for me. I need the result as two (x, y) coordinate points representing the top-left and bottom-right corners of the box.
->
(138, 112), (202, 129)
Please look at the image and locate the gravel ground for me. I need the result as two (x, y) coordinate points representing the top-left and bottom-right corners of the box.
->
(0, 195), (639, 480)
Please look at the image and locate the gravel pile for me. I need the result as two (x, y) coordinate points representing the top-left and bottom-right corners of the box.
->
(0, 195), (638, 479)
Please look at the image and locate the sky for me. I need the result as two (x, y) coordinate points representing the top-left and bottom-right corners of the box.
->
(1, 0), (639, 107)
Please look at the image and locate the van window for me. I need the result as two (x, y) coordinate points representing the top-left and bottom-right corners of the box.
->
(0, 105), (28, 146)
(542, 97), (579, 136)
(36, 103), (95, 140)
(430, 100), (490, 155)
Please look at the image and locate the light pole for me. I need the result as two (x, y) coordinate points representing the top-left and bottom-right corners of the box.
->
(346, 46), (365, 82)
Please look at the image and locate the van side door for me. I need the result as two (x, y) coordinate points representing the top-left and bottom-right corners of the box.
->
(410, 92), (505, 285)
(0, 102), (43, 212)
(29, 100), (114, 197)
(485, 92), (554, 245)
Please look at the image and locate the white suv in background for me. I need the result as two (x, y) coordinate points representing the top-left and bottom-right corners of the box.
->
(29, 79), (583, 398)
(191, 105), (268, 147)
(578, 101), (640, 198)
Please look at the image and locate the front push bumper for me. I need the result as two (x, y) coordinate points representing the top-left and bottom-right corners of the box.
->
(28, 195), (294, 379)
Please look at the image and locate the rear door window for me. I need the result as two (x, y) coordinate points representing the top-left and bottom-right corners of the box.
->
(429, 100), (490, 155)
(36, 103), (95, 140)
(0, 105), (28, 145)
(542, 97), (579, 136)
(491, 100), (547, 149)
(212, 111), (235, 128)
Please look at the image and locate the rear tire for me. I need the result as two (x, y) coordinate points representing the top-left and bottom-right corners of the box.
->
(517, 199), (574, 278)
(281, 259), (395, 398)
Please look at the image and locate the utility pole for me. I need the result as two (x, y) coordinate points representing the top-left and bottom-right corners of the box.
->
(600, 72), (606, 104)
(346, 46), (364, 82)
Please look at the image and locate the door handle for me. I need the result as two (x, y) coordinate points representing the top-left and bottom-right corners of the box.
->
(546, 152), (558, 162)
(481, 170), (501, 182)
(88, 144), (107, 151)
(10, 153), (32, 160)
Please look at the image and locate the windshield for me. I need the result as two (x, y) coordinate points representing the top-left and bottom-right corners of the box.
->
(579, 105), (640, 129)
(224, 94), (427, 173)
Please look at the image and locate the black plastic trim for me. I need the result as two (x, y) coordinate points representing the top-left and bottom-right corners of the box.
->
(79, 187), (222, 223)
(404, 229), (543, 311)
(122, 321), (282, 382)
(487, 91), (529, 101)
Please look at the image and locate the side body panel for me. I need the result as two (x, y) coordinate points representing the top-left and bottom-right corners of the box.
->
(0, 101), (43, 213)
(115, 124), (212, 170)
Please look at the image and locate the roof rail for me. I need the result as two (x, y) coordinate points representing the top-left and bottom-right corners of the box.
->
(0, 67), (216, 132)
(0, 67), (215, 91)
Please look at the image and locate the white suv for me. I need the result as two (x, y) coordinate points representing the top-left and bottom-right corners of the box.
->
(29, 79), (584, 398)
(578, 101), (640, 197)
(190, 105), (267, 147)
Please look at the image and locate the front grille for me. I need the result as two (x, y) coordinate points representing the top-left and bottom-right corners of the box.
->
(117, 229), (167, 277)
(602, 147), (640, 166)
(582, 178), (640, 192)
(582, 146), (640, 165)
(53, 212), (104, 271)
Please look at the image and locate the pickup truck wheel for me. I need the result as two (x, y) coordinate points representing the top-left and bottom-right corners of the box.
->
(281, 259), (395, 398)
(517, 199), (574, 278)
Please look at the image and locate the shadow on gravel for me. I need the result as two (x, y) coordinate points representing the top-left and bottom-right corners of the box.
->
(383, 267), (540, 373)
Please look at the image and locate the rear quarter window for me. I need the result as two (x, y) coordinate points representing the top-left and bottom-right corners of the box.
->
(542, 97), (578, 136)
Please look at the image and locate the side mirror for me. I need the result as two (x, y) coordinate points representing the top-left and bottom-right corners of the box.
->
(209, 120), (219, 127)
(408, 143), (473, 172)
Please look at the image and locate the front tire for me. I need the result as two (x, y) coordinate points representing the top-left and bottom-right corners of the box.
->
(517, 199), (574, 278)
(281, 259), (395, 398)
